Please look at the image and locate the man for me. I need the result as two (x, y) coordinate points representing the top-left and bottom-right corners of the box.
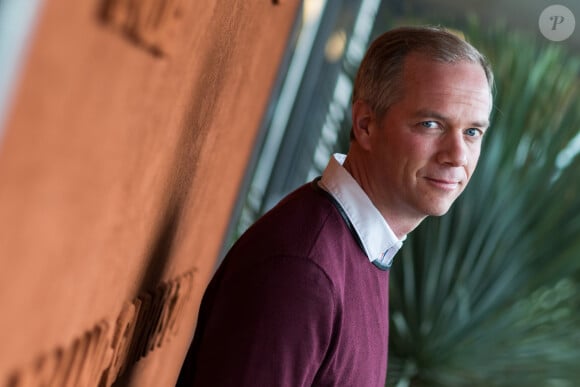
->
(177, 26), (493, 386)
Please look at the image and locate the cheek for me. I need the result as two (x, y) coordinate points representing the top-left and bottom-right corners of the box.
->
(406, 136), (437, 165)
(469, 145), (482, 165)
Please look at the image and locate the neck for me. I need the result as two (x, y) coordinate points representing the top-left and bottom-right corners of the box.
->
(343, 152), (424, 239)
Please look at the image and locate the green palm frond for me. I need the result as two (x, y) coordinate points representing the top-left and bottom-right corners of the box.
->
(387, 23), (580, 387)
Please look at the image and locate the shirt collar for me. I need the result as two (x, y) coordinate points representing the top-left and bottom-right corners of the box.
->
(319, 153), (405, 269)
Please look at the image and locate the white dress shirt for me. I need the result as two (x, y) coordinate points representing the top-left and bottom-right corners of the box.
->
(318, 153), (405, 269)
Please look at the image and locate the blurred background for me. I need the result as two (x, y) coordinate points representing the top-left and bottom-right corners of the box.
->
(0, 0), (579, 386)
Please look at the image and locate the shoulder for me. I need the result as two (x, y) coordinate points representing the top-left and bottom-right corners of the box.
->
(216, 182), (365, 295)
(233, 182), (357, 265)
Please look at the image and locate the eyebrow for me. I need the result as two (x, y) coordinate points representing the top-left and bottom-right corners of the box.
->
(414, 109), (490, 129)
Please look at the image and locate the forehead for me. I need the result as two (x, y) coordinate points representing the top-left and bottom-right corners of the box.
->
(400, 53), (492, 115)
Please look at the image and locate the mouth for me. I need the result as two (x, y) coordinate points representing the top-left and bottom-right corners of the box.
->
(424, 177), (461, 191)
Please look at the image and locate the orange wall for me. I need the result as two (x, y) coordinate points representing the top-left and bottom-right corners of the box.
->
(0, 0), (300, 385)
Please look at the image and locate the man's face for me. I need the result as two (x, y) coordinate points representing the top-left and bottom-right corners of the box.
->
(365, 53), (492, 223)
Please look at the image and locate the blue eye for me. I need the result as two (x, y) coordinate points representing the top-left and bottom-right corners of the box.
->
(465, 128), (482, 137)
(421, 121), (438, 129)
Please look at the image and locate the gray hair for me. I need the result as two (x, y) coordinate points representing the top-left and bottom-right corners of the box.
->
(352, 25), (494, 120)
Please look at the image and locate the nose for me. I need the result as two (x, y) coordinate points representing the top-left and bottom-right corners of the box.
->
(437, 132), (467, 166)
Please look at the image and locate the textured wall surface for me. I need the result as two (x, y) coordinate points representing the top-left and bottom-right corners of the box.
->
(0, 0), (300, 385)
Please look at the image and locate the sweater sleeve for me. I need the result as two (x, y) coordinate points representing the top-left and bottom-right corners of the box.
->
(187, 255), (339, 387)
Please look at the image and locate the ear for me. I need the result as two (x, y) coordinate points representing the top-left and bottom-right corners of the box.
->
(351, 99), (374, 151)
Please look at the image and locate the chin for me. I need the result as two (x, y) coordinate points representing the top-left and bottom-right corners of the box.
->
(425, 204), (453, 217)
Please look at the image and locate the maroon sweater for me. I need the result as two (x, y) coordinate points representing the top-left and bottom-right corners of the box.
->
(177, 181), (390, 386)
